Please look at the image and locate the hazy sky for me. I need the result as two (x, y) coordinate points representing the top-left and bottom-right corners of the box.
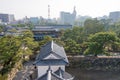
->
(0, 0), (120, 19)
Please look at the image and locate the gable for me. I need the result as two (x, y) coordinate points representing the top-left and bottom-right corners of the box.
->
(43, 53), (61, 60)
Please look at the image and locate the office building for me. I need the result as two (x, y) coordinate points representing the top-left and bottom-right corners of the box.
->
(32, 25), (72, 40)
(60, 7), (76, 25)
(9, 14), (15, 22)
(30, 17), (39, 24)
(109, 11), (120, 23)
(0, 13), (9, 23)
(0, 13), (15, 23)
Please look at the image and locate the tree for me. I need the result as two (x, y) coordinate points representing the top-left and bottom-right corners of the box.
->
(62, 27), (85, 43)
(26, 23), (34, 30)
(0, 36), (21, 75)
(0, 30), (39, 76)
(108, 21), (120, 38)
(0, 25), (5, 32)
(64, 39), (81, 55)
(100, 19), (111, 31)
(19, 30), (38, 59)
(84, 18), (105, 35)
(54, 38), (65, 46)
(38, 36), (53, 48)
(84, 32), (120, 56)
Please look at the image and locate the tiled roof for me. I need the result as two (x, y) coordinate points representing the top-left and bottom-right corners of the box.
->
(35, 41), (69, 66)
(37, 72), (63, 80)
(32, 27), (59, 32)
(34, 25), (72, 30)
(54, 67), (74, 79)
(37, 67), (74, 80)
(35, 60), (68, 66)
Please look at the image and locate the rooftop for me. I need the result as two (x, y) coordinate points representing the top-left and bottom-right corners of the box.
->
(34, 41), (69, 66)
(37, 67), (74, 80)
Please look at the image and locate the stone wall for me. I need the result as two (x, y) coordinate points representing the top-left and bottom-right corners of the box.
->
(68, 56), (120, 71)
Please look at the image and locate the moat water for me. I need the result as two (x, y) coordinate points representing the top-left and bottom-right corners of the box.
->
(66, 68), (120, 80)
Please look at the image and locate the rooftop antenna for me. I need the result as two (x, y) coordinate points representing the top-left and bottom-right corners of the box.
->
(48, 5), (50, 19)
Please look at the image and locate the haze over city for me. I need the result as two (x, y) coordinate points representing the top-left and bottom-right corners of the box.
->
(0, 0), (120, 19)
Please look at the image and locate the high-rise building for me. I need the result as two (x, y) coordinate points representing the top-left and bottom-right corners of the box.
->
(9, 14), (15, 22)
(109, 11), (120, 23)
(0, 13), (9, 23)
(0, 13), (15, 23)
(60, 7), (76, 25)
(29, 17), (39, 24)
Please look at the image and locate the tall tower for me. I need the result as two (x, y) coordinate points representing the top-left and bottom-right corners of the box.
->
(48, 5), (50, 19)
(73, 6), (76, 17)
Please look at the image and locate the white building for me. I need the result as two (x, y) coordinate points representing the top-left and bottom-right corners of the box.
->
(9, 14), (15, 22)
(0, 13), (15, 23)
(34, 41), (74, 80)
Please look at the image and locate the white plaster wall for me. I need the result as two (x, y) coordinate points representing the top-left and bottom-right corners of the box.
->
(37, 65), (65, 78)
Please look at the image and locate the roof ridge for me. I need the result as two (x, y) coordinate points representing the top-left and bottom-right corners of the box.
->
(47, 66), (52, 80)
(52, 72), (64, 80)
(51, 40), (53, 51)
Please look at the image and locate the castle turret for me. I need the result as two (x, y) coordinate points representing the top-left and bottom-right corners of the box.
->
(35, 41), (74, 80)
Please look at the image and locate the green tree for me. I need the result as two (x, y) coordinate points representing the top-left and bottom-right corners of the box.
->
(84, 18), (105, 35)
(0, 25), (5, 32)
(84, 32), (120, 56)
(0, 30), (38, 76)
(0, 36), (21, 75)
(54, 38), (65, 46)
(62, 27), (85, 43)
(64, 39), (81, 55)
(108, 22), (120, 38)
(19, 30), (38, 59)
(38, 36), (53, 48)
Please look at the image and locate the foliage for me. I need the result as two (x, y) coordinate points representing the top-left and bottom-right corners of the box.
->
(108, 22), (120, 38)
(0, 74), (7, 80)
(62, 27), (85, 43)
(38, 36), (53, 48)
(54, 38), (65, 46)
(61, 18), (120, 55)
(11, 23), (34, 30)
(0, 30), (38, 76)
(84, 32), (120, 56)
(64, 39), (81, 55)
(13, 24), (26, 27)
(0, 25), (5, 32)
(58, 29), (65, 38)
(26, 23), (34, 30)
(0, 36), (21, 75)
(84, 42), (104, 56)
(19, 30), (38, 59)
(1, 17), (120, 77)
(84, 18), (105, 35)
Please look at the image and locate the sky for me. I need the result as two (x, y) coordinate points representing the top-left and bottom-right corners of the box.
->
(0, 0), (120, 20)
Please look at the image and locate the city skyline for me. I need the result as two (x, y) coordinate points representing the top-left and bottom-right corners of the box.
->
(0, 0), (120, 19)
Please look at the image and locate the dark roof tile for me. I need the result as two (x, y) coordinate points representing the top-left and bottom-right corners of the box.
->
(35, 41), (69, 65)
